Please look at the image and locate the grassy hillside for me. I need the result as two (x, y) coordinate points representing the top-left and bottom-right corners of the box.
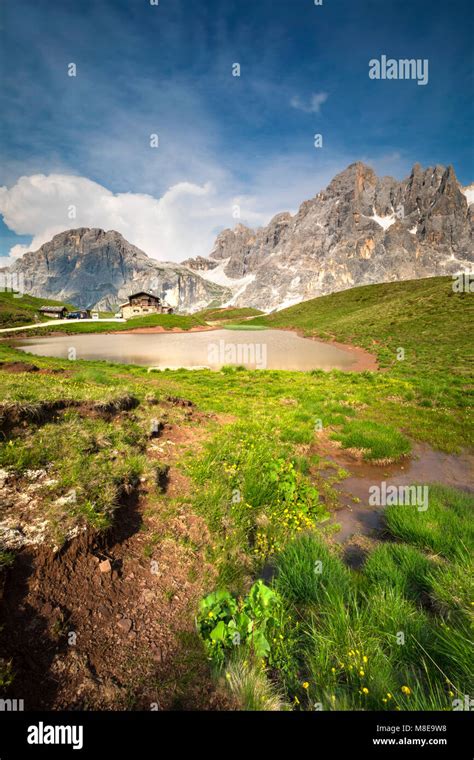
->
(0, 291), (74, 327)
(198, 306), (263, 322)
(249, 276), (473, 376)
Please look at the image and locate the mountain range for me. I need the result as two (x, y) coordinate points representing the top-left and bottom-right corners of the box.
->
(9, 228), (229, 312)
(8, 162), (473, 312)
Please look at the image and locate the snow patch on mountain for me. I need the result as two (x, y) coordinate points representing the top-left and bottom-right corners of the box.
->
(368, 208), (396, 230)
(223, 274), (257, 306)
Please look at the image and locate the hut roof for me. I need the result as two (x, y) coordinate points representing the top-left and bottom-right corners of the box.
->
(39, 305), (66, 313)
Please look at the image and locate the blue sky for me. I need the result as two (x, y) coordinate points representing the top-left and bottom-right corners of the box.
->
(0, 0), (472, 262)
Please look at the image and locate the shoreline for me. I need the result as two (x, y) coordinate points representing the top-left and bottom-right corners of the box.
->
(254, 325), (379, 372)
(309, 335), (378, 372)
(117, 324), (217, 334)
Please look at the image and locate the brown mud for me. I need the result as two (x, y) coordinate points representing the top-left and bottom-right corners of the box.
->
(0, 406), (233, 711)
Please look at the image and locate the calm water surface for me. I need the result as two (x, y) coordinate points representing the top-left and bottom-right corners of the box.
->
(16, 329), (358, 371)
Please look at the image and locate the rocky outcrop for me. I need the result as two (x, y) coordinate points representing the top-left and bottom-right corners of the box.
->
(10, 228), (229, 311)
(187, 162), (473, 310)
(180, 255), (219, 272)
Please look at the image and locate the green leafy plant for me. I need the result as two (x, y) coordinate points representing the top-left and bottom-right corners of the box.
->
(197, 580), (281, 666)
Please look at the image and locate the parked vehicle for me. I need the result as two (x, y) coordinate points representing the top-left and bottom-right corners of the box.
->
(66, 310), (90, 320)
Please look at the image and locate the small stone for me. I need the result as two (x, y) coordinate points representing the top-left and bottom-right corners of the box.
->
(150, 645), (163, 663)
(53, 490), (77, 507)
(149, 420), (164, 439)
(99, 559), (112, 573)
(117, 618), (132, 633)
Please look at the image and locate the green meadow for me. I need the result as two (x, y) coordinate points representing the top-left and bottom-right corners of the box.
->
(197, 306), (264, 322)
(0, 275), (472, 709)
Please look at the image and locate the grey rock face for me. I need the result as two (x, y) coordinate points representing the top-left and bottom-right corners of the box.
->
(10, 228), (229, 311)
(180, 255), (219, 272)
(187, 162), (473, 310)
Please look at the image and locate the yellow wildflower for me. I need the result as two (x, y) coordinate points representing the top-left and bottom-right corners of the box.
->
(302, 682), (309, 689)
(401, 685), (411, 695)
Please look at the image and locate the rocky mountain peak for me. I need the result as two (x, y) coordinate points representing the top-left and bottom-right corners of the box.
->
(184, 161), (473, 311)
(10, 228), (229, 311)
(326, 162), (378, 198)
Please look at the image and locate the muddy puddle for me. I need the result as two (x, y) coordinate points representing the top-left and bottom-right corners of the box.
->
(320, 442), (473, 543)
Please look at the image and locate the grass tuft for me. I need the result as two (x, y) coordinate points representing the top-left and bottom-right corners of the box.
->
(331, 419), (411, 462)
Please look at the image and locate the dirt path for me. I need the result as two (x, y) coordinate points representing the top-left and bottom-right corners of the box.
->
(0, 409), (231, 710)
(0, 318), (125, 335)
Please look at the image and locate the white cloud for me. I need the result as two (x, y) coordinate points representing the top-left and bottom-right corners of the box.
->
(0, 174), (268, 264)
(290, 92), (328, 114)
(0, 150), (410, 267)
(462, 184), (474, 205)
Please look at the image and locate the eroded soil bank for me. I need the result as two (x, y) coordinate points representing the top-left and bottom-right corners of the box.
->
(0, 404), (234, 710)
